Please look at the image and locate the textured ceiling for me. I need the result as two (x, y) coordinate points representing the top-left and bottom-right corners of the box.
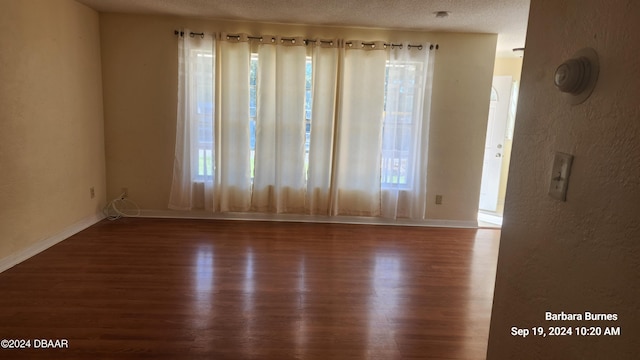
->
(76, 0), (530, 57)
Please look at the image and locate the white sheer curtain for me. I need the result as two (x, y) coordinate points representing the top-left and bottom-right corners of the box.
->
(170, 33), (436, 220)
(215, 34), (252, 212)
(251, 36), (308, 213)
(332, 41), (388, 216)
(306, 40), (339, 215)
(169, 30), (214, 210)
(380, 43), (434, 219)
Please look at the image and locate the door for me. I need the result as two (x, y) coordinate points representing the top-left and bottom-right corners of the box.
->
(479, 76), (512, 212)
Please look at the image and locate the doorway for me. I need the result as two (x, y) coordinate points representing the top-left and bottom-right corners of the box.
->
(478, 75), (518, 226)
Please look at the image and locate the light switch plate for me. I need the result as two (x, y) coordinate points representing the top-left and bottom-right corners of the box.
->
(548, 152), (573, 201)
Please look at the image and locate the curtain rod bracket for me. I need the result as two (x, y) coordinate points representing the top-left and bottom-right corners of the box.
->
(174, 30), (204, 39)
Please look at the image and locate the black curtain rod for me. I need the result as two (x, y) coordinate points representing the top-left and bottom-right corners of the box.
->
(224, 34), (333, 45)
(344, 42), (438, 50)
(174, 30), (439, 50)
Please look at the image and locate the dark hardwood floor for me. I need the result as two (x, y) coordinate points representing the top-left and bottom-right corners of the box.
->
(0, 218), (500, 359)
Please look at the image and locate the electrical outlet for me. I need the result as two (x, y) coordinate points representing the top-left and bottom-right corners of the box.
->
(548, 152), (573, 201)
(89, 187), (95, 199)
(121, 187), (128, 198)
(435, 195), (443, 205)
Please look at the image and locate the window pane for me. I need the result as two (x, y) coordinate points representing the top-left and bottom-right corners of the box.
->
(304, 57), (313, 179)
(194, 50), (214, 179)
(381, 61), (423, 187)
(250, 54), (258, 179)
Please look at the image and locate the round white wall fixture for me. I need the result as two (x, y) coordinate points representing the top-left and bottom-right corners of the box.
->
(554, 47), (599, 105)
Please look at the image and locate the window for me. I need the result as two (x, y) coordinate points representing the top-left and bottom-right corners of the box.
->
(304, 57), (313, 178)
(381, 60), (424, 188)
(195, 50), (214, 179)
(194, 47), (426, 188)
(247, 54), (313, 181)
(249, 53), (258, 179)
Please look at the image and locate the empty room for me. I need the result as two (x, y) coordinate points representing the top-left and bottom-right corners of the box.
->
(1, 0), (638, 359)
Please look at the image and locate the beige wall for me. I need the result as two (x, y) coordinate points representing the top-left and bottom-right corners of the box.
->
(494, 57), (524, 81)
(100, 13), (496, 222)
(488, 0), (640, 358)
(0, 0), (106, 261)
(492, 57), (523, 214)
(426, 33), (497, 221)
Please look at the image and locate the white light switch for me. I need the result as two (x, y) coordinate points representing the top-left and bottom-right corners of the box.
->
(548, 152), (573, 201)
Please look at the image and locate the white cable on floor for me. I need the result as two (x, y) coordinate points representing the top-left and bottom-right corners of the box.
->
(103, 193), (141, 221)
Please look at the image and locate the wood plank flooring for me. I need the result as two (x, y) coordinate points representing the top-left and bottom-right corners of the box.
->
(0, 218), (500, 359)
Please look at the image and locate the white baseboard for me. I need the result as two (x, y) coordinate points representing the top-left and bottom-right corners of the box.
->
(0, 212), (105, 273)
(138, 209), (478, 229)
